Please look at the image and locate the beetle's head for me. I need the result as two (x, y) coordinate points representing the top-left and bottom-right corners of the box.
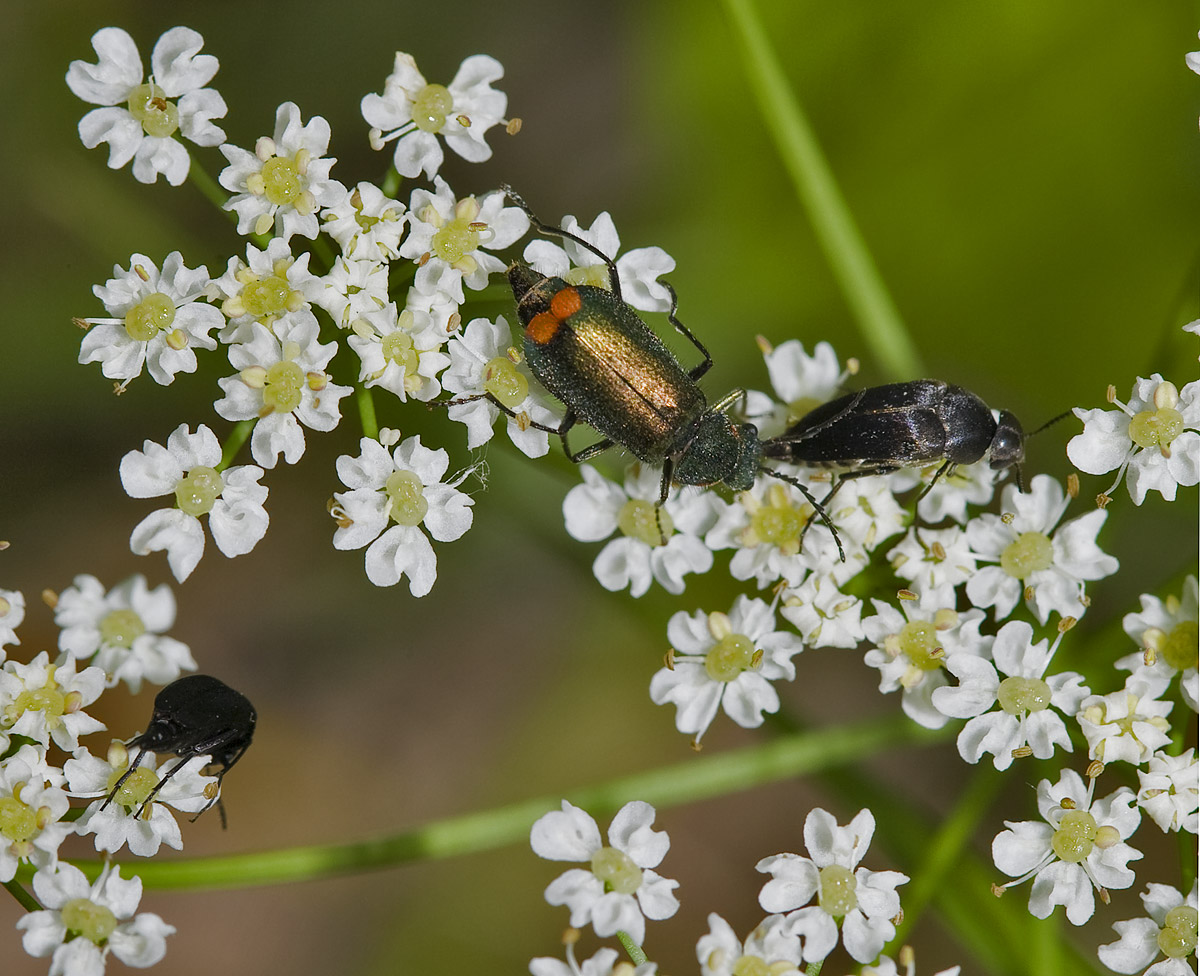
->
(988, 410), (1025, 471)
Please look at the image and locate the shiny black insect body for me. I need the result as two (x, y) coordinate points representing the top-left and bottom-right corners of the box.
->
(102, 674), (256, 828)
(764, 380), (1026, 485)
(444, 187), (841, 548)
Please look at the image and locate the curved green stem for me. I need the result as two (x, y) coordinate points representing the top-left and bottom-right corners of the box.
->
(356, 386), (379, 440)
(893, 766), (1004, 944)
(719, 0), (923, 381)
(218, 420), (256, 471)
(4, 878), (40, 912)
(187, 156), (231, 216)
(62, 715), (940, 891)
(618, 931), (646, 965)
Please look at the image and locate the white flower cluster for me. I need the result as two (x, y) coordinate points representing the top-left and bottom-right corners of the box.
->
(529, 802), (957, 976)
(67, 25), (680, 598)
(0, 574), (226, 975)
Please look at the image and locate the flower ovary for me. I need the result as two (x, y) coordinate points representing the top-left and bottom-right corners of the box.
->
(482, 357), (529, 409)
(124, 292), (176, 342)
(1050, 809), (1097, 862)
(262, 360), (305, 413)
(617, 499), (672, 546)
(1158, 906), (1198, 959)
(175, 466), (223, 516)
(898, 620), (942, 671)
(999, 532), (1054, 580)
(412, 84), (453, 133)
(997, 675), (1052, 714)
(818, 864), (858, 916)
(384, 470), (428, 526)
(98, 608), (146, 648)
(260, 156), (303, 206)
(590, 846), (642, 895)
(1128, 407), (1184, 451)
(0, 795), (36, 843)
(704, 633), (756, 682)
(126, 83), (179, 138)
(1161, 621), (1198, 672)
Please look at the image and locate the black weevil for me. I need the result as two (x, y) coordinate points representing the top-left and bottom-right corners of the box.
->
(101, 674), (256, 828)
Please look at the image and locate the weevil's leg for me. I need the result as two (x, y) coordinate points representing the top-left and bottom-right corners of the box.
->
(659, 281), (713, 380)
(501, 185), (624, 302)
(760, 467), (846, 562)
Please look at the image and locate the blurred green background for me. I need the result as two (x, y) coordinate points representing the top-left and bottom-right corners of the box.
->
(1, 2), (1196, 974)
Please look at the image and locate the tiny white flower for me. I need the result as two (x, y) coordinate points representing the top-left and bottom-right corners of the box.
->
(442, 315), (559, 458)
(932, 620), (1088, 770)
(362, 52), (509, 179)
(756, 807), (908, 965)
(780, 573), (865, 649)
(401, 177), (529, 291)
(531, 946), (657, 976)
(54, 574), (196, 694)
(704, 473), (833, 589)
(1137, 749), (1199, 834)
(66, 26), (226, 185)
(17, 862), (174, 971)
(405, 257), (466, 337)
(753, 338), (848, 440)
(321, 181), (406, 261)
(1067, 375), (1200, 504)
(214, 312), (352, 468)
(211, 237), (322, 340)
(347, 304), (450, 403)
(0, 652), (105, 752)
(563, 463), (720, 597)
(1119, 575), (1199, 712)
(0, 744), (72, 882)
(314, 256), (390, 329)
(1077, 675), (1174, 766)
(887, 525), (977, 608)
(650, 596), (804, 742)
(992, 768), (1141, 925)
(219, 102), (346, 241)
(120, 423), (269, 582)
(331, 436), (474, 596)
(79, 251), (222, 386)
(65, 742), (215, 857)
(862, 601), (992, 730)
(854, 953), (962, 976)
(1098, 882), (1197, 976)
(965, 474), (1118, 623)
(523, 210), (676, 314)
(530, 799), (680, 946)
(696, 912), (802, 976)
(0, 588), (25, 653)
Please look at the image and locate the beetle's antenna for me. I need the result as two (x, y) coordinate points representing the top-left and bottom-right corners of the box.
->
(1030, 411), (1072, 437)
(500, 184), (624, 301)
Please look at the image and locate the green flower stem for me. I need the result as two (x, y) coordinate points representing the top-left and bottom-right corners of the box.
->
(68, 715), (936, 891)
(804, 960), (823, 976)
(893, 766), (1004, 945)
(218, 420), (255, 472)
(356, 386), (379, 440)
(4, 878), (39, 912)
(186, 155), (230, 215)
(618, 931), (646, 965)
(720, 0), (923, 382)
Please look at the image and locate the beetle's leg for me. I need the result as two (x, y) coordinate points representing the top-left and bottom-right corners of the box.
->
(914, 459), (955, 501)
(659, 281), (713, 381)
(100, 746), (149, 812)
(501, 185), (625, 302)
(654, 458), (676, 546)
(132, 752), (200, 819)
(760, 466), (846, 562)
(794, 478), (849, 557)
(431, 393), (564, 436)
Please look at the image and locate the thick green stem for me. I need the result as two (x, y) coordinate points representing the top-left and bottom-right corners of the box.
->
(218, 420), (256, 471)
(720, 0), (923, 381)
(62, 715), (939, 890)
(4, 879), (40, 913)
(356, 387), (379, 441)
(618, 931), (646, 965)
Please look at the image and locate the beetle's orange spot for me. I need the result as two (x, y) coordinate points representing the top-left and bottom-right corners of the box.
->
(550, 287), (582, 321)
(526, 311), (560, 345)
